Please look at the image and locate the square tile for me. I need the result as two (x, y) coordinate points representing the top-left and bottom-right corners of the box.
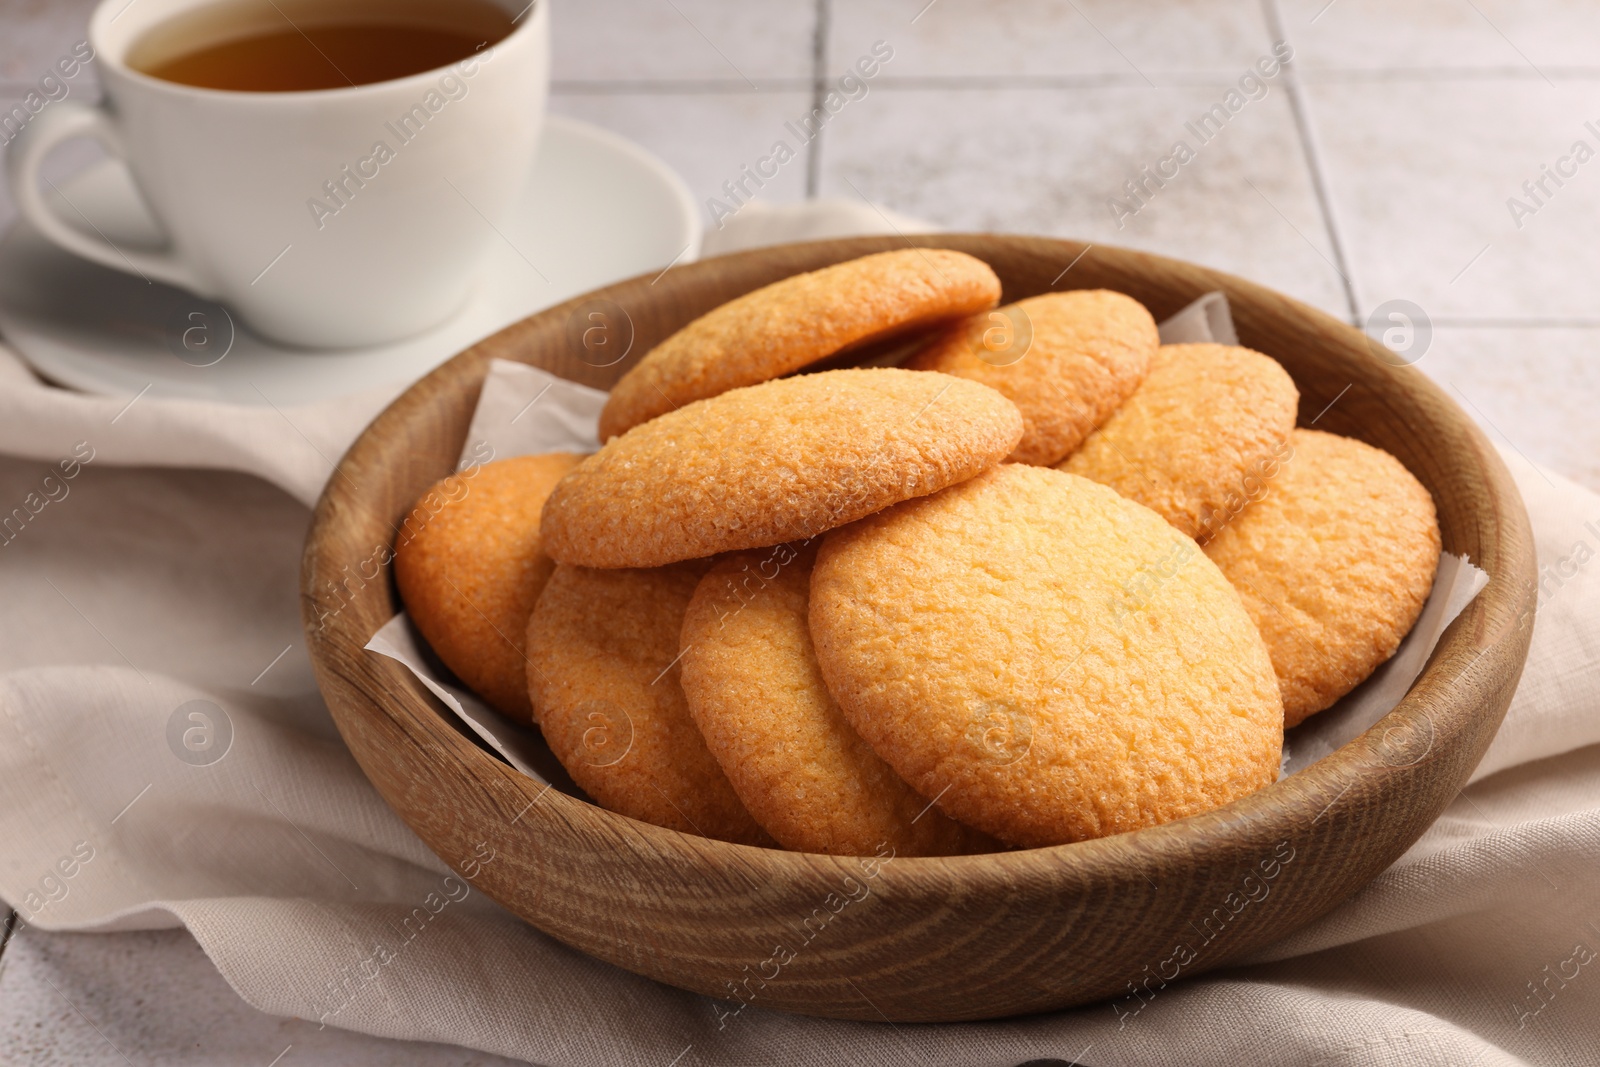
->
(0, 928), (525, 1066)
(829, 0), (1274, 81)
(1279, 0), (1600, 74)
(817, 83), (1351, 316)
(1418, 326), (1600, 491)
(1307, 78), (1600, 319)
(0, 0), (99, 84)
(550, 91), (813, 229)
(551, 0), (816, 84)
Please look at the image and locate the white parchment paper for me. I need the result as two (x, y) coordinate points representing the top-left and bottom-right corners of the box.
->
(365, 360), (605, 784)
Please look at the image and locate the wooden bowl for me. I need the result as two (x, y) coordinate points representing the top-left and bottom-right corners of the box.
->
(301, 235), (1535, 1022)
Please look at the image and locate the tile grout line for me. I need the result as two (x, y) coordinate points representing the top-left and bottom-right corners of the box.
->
(544, 66), (1600, 98)
(551, 78), (812, 95)
(1432, 318), (1600, 329)
(549, 73), (1240, 94)
(805, 0), (831, 198)
(1262, 0), (1362, 325)
(1301, 66), (1600, 84)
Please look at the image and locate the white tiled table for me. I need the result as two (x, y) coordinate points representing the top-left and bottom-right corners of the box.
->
(3, 1), (1598, 1063)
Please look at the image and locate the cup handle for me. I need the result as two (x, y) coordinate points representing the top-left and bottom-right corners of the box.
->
(5, 100), (210, 294)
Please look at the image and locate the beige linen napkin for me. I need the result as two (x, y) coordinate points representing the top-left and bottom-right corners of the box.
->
(0, 345), (397, 510)
(2, 203), (1598, 1066)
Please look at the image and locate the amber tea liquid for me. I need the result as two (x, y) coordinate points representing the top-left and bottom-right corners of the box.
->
(129, 0), (516, 92)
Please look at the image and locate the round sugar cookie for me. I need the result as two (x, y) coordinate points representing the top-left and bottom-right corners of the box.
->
(598, 249), (1001, 440)
(542, 368), (1023, 569)
(393, 453), (582, 724)
(1203, 428), (1441, 728)
(1059, 343), (1298, 539)
(907, 289), (1158, 466)
(527, 560), (771, 845)
(809, 464), (1283, 849)
(680, 543), (994, 857)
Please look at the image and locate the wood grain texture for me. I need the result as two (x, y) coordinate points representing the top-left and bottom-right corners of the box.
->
(300, 236), (1536, 1023)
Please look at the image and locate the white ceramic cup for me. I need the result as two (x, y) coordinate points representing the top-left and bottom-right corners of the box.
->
(4, 0), (549, 349)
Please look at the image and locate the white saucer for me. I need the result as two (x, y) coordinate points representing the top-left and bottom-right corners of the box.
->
(0, 116), (700, 406)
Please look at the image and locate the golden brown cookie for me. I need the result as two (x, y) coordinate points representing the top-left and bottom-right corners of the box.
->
(680, 543), (993, 856)
(906, 289), (1158, 466)
(1203, 428), (1440, 728)
(393, 453), (582, 724)
(527, 560), (771, 845)
(809, 464), (1282, 849)
(1059, 343), (1298, 539)
(542, 368), (1023, 569)
(597, 249), (1001, 439)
